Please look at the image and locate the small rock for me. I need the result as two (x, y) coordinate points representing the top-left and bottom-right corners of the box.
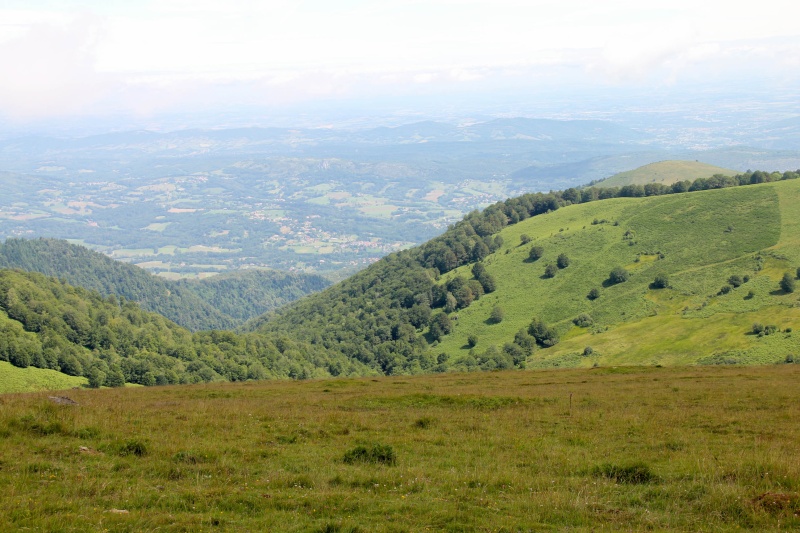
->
(48, 396), (78, 406)
(106, 509), (129, 514)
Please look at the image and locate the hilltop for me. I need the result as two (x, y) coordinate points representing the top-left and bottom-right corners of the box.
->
(596, 160), (738, 187)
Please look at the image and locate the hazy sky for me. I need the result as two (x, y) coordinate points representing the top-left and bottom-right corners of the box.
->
(1, 0), (798, 125)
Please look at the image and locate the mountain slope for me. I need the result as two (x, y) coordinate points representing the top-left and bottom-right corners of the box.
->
(0, 268), (370, 390)
(597, 160), (738, 187)
(256, 176), (800, 372)
(434, 179), (799, 367)
(0, 239), (328, 330)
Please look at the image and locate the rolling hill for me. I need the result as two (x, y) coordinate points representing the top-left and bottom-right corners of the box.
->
(596, 160), (738, 187)
(257, 173), (800, 372)
(0, 238), (329, 330)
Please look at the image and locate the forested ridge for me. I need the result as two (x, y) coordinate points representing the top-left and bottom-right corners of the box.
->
(0, 238), (329, 330)
(0, 269), (369, 386)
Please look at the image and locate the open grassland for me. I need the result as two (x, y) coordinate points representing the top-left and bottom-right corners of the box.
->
(0, 361), (86, 394)
(1, 365), (799, 531)
(599, 160), (739, 187)
(436, 180), (800, 367)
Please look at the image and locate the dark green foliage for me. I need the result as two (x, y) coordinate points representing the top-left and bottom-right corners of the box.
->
(780, 273), (796, 293)
(467, 334), (478, 348)
(544, 263), (558, 278)
(0, 238), (329, 330)
(728, 275), (744, 288)
(520, 234), (531, 245)
(608, 267), (630, 284)
(528, 317), (560, 347)
(796, 267), (800, 280)
(489, 305), (505, 324)
(592, 462), (655, 484)
(573, 313), (594, 328)
(429, 312), (453, 342)
(719, 285), (732, 295)
(557, 253), (570, 269)
(583, 346), (594, 356)
(652, 274), (669, 289)
(513, 329), (536, 355)
(528, 246), (544, 261)
(343, 444), (396, 466)
(0, 268), (366, 384)
(587, 288), (600, 300)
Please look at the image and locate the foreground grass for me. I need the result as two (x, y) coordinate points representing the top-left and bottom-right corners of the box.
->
(1, 365), (799, 531)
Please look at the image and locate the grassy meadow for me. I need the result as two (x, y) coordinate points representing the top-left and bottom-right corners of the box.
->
(599, 160), (739, 187)
(435, 179), (800, 367)
(1, 365), (799, 531)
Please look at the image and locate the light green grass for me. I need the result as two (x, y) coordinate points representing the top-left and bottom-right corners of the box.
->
(0, 361), (86, 394)
(600, 160), (739, 187)
(435, 180), (800, 368)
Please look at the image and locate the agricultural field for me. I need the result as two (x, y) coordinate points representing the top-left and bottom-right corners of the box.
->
(1, 365), (798, 531)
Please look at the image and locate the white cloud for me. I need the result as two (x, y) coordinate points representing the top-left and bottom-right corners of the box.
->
(0, 0), (798, 122)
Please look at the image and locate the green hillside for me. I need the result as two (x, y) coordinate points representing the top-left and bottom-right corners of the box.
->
(0, 361), (86, 393)
(434, 179), (800, 367)
(0, 239), (328, 330)
(0, 269), (369, 392)
(259, 175), (800, 372)
(598, 160), (739, 187)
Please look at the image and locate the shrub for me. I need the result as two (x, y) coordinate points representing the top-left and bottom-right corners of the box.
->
(780, 272), (796, 293)
(556, 253), (570, 269)
(544, 263), (558, 278)
(343, 444), (396, 466)
(719, 285), (731, 295)
(489, 305), (505, 324)
(587, 288), (600, 300)
(520, 234), (531, 245)
(728, 275), (743, 288)
(467, 334), (478, 348)
(573, 313), (594, 328)
(583, 346), (594, 356)
(608, 267), (629, 284)
(797, 267), (800, 280)
(592, 462), (655, 484)
(528, 317), (560, 347)
(528, 246), (544, 261)
(652, 274), (669, 289)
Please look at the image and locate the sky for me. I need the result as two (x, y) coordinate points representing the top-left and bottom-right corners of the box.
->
(1, 0), (799, 128)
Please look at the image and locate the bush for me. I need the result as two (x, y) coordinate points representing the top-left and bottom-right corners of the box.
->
(520, 234), (531, 245)
(797, 267), (800, 280)
(583, 346), (594, 356)
(528, 246), (544, 261)
(528, 317), (560, 347)
(728, 275), (743, 288)
(608, 267), (629, 284)
(780, 272), (796, 293)
(556, 253), (570, 269)
(467, 334), (478, 348)
(544, 263), (558, 278)
(489, 305), (505, 324)
(343, 444), (396, 466)
(652, 274), (669, 289)
(587, 288), (600, 300)
(573, 313), (594, 328)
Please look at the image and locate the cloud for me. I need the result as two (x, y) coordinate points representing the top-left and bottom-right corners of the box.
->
(0, 13), (120, 120)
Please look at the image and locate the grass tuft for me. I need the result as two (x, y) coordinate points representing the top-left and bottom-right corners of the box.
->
(343, 444), (397, 466)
